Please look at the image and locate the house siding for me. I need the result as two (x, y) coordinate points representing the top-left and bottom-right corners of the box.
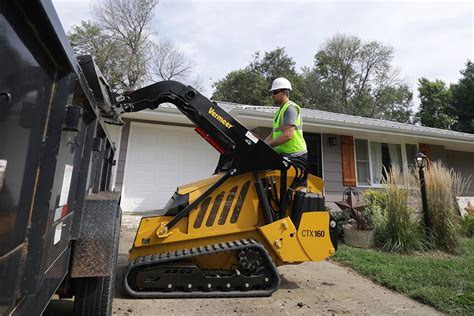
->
(251, 130), (345, 202)
(252, 128), (344, 202)
(427, 144), (448, 164)
(422, 145), (473, 195)
(322, 134), (345, 203)
(446, 150), (474, 196)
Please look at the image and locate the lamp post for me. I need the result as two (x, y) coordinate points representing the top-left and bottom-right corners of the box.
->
(414, 151), (430, 229)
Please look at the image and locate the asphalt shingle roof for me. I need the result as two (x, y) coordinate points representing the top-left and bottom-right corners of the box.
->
(216, 101), (474, 143)
(155, 101), (474, 143)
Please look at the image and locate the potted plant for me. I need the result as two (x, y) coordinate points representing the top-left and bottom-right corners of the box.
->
(336, 187), (375, 249)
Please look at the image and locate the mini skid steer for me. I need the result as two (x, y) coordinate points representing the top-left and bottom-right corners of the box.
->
(113, 81), (337, 298)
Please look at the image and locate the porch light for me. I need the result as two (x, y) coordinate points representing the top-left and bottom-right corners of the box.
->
(413, 151), (430, 230)
(414, 151), (427, 169)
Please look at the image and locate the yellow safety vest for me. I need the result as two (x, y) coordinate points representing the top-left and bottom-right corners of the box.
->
(272, 101), (307, 154)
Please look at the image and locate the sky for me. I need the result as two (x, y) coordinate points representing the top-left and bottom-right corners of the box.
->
(53, 0), (473, 108)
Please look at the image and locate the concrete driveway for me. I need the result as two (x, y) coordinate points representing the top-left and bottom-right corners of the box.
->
(112, 223), (442, 315)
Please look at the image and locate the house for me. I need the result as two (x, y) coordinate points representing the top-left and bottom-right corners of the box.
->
(106, 102), (474, 214)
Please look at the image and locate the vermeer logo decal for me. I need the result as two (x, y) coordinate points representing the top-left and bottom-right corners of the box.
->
(208, 107), (234, 129)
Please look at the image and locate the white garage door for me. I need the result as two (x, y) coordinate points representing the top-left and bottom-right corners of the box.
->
(121, 122), (220, 213)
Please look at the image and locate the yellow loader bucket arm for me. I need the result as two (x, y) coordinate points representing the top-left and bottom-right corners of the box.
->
(114, 81), (338, 298)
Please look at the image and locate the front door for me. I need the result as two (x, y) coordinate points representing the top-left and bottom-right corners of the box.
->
(304, 133), (322, 177)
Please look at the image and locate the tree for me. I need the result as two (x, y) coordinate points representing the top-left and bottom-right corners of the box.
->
(212, 69), (268, 105)
(68, 21), (128, 90)
(450, 61), (474, 133)
(301, 65), (341, 112)
(148, 41), (203, 90)
(68, 0), (199, 93)
(212, 36), (413, 123)
(416, 78), (454, 129)
(304, 34), (413, 122)
(310, 35), (361, 113)
(150, 41), (193, 81)
(90, 0), (158, 91)
(376, 84), (414, 123)
(250, 48), (305, 105)
(250, 48), (297, 82)
(212, 47), (304, 106)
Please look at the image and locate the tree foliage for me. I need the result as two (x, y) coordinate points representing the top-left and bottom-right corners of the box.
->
(212, 70), (268, 105)
(416, 78), (454, 129)
(212, 35), (413, 123)
(68, 0), (198, 92)
(450, 61), (474, 133)
(68, 21), (128, 90)
(415, 61), (473, 133)
(93, 0), (158, 91)
(212, 47), (304, 106)
(303, 34), (413, 122)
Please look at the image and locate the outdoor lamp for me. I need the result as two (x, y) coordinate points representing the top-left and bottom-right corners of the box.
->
(414, 151), (430, 230)
(414, 151), (427, 169)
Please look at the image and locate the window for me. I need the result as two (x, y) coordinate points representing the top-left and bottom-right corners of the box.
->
(405, 144), (418, 170)
(355, 139), (417, 186)
(370, 142), (402, 184)
(355, 139), (371, 185)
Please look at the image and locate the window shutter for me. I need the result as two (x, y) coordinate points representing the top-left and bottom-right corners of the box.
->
(418, 143), (432, 167)
(418, 143), (431, 159)
(341, 136), (356, 186)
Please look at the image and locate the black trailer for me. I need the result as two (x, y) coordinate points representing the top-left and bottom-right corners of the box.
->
(1, 1), (121, 315)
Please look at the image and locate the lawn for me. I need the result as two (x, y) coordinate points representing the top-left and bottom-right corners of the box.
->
(332, 238), (474, 315)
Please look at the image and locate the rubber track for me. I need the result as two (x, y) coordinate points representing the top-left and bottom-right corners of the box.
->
(123, 239), (280, 298)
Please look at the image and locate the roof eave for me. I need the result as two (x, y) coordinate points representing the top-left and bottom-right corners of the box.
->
(231, 108), (474, 146)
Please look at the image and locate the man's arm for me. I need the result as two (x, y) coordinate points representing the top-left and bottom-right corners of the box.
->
(265, 125), (295, 147)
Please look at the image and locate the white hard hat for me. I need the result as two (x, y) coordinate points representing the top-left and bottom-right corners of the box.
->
(269, 77), (292, 91)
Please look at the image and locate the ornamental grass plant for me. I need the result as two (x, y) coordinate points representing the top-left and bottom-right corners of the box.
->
(460, 214), (474, 238)
(423, 161), (471, 253)
(372, 166), (424, 253)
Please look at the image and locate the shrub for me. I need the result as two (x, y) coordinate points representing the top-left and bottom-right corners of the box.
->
(423, 162), (471, 252)
(363, 189), (386, 244)
(330, 206), (350, 241)
(363, 189), (385, 227)
(376, 167), (424, 253)
(460, 215), (474, 238)
(363, 189), (386, 207)
(339, 188), (373, 230)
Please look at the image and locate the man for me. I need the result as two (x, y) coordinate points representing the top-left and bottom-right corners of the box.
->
(265, 77), (308, 184)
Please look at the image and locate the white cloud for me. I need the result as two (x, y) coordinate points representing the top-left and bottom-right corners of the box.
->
(53, 0), (473, 105)
(52, 0), (95, 31)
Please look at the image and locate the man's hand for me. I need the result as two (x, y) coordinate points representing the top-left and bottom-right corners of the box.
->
(266, 125), (295, 148)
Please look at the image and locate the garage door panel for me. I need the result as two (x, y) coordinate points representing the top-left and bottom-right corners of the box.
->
(121, 122), (219, 213)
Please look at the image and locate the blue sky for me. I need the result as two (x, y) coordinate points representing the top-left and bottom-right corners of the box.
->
(53, 0), (473, 107)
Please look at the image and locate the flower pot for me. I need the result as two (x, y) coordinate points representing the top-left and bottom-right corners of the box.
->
(343, 224), (375, 249)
